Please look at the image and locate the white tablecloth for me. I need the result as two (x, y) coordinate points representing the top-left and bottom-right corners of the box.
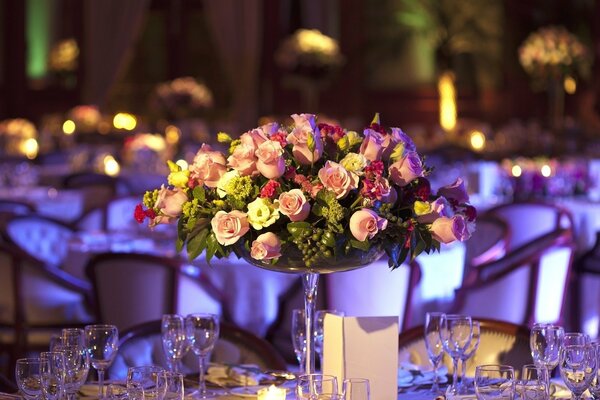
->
(0, 186), (84, 222)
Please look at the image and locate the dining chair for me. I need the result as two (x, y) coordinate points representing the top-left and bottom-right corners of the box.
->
(75, 195), (142, 232)
(85, 252), (224, 332)
(0, 242), (94, 364)
(0, 199), (35, 215)
(3, 214), (76, 268)
(398, 317), (531, 377)
(463, 213), (510, 271)
(571, 232), (600, 337)
(62, 172), (121, 215)
(107, 319), (287, 380)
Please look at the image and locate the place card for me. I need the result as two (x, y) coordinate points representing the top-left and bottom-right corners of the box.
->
(323, 315), (398, 400)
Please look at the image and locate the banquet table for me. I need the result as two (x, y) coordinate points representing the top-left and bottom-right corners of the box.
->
(0, 185), (84, 222)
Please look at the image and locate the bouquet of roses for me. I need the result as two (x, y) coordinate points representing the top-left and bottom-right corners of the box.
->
(136, 114), (476, 269)
(151, 77), (213, 120)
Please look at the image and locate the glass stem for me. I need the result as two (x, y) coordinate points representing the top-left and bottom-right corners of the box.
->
(452, 357), (459, 391)
(198, 355), (206, 395)
(302, 273), (319, 375)
(97, 369), (104, 399)
(431, 360), (440, 393)
(460, 356), (467, 389)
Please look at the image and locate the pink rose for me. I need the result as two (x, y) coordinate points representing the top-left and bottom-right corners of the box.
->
(189, 144), (227, 188)
(349, 209), (388, 242)
(278, 189), (310, 222)
(250, 232), (282, 260)
(228, 144), (258, 176)
(437, 178), (469, 204)
(388, 151), (424, 187)
(259, 122), (279, 137)
(211, 210), (250, 246)
(359, 128), (385, 161)
(416, 197), (452, 224)
(317, 161), (359, 199)
(255, 140), (286, 179)
(430, 215), (471, 244)
(382, 127), (416, 160)
(240, 128), (268, 151)
(287, 113), (323, 165)
(155, 186), (188, 219)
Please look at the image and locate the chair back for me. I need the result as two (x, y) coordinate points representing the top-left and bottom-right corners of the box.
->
(5, 214), (74, 267)
(463, 214), (509, 270)
(0, 200), (34, 215)
(63, 172), (118, 214)
(398, 318), (531, 376)
(108, 319), (287, 380)
(76, 195), (141, 232)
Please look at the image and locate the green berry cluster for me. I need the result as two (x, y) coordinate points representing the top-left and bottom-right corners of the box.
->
(291, 227), (335, 268)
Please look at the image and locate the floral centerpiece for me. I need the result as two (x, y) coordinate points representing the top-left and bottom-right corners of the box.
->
(135, 113), (476, 270)
(0, 118), (38, 156)
(123, 133), (171, 174)
(150, 77), (214, 120)
(68, 105), (102, 133)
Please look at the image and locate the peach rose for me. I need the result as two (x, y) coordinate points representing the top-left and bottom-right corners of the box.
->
(317, 161), (359, 199)
(287, 113), (323, 165)
(227, 144), (258, 176)
(189, 144), (227, 188)
(211, 210), (250, 246)
(256, 140), (286, 179)
(349, 209), (388, 242)
(388, 151), (424, 187)
(250, 232), (282, 260)
(240, 127), (269, 151)
(382, 127), (416, 160)
(437, 178), (469, 204)
(430, 214), (471, 244)
(278, 189), (310, 222)
(359, 128), (385, 161)
(155, 186), (188, 218)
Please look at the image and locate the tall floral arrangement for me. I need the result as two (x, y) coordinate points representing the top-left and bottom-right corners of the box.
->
(150, 77), (214, 120)
(136, 114), (476, 269)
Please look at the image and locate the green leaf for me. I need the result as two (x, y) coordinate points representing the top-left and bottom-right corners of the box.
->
(287, 222), (312, 239)
(187, 229), (209, 260)
(206, 233), (223, 263)
(175, 236), (184, 253)
(193, 186), (206, 202)
(307, 132), (316, 153)
(350, 239), (370, 251)
(320, 231), (336, 248)
(312, 203), (324, 217)
(370, 113), (380, 125)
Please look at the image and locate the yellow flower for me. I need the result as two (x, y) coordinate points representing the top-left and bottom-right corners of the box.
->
(217, 132), (232, 143)
(340, 153), (367, 176)
(168, 170), (190, 188)
(414, 200), (432, 216)
(247, 198), (280, 230)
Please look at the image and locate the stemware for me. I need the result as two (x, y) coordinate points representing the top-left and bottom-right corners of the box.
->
(530, 323), (564, 390)
(40, 351), (67, 400)
(562, 332), (589, 346)
(342, 378), (370, 400)
(127, 366), (167, 400)
(84, 324), (119, 399)
(296, 373), (338, 399)
(588, 342), (600, 399)
(292, 309), (307, 373)
(54, 342), (90, 400)
(62, 328), (86, 348)
(440, 314), (472, 396)
(559, 344), (597, 400)
(161, 314), (188, 372)
(315, 310), (345, 370)
(459, 320), (481, 393)
(15, 358), (43, 400)
(474, 364), (515, 400)
(424, 312), (445, 394)
(185, 313), (220, 399)
(516, 364), (548, 400)
(162, 371), (185, 400)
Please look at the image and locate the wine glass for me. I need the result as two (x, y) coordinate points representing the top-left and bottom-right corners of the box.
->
(342, 378), (370, 400)
(588, 342), (600, 400)
(84, 324), (119, 399)
(185, 313), (220, 399)
(40, 351), (67, 400)
(440, 314), (472, 396)
(516, 364), (548, 400)
(15, 358), (43, 400)
(315, 310), (344, 370)
(296, 373), (338, 399)
(530, 323), (564, 391)
(459, 320), (481, 393)
(424, 312), (445, 394)
(292, 309), (307, 373)
(559, 344), (597, 400)
(127, 366), (167, 400)
(562, 332), (589, 346)
(474, 364), (515, 400)
(62, 328), (85, 348)
(54, 342), (90, 400)
(161, 314), (188, 372)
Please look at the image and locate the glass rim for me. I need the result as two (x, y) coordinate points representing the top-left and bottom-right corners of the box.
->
(475, 364), (514, 372)
(343, 377), (370, 383)
(185, 313), (219, 318)
(297, 373), (338, 379)
(128, 365), (164, 373)
(84, 324), (118, 331)
(15, 357), (41, 364)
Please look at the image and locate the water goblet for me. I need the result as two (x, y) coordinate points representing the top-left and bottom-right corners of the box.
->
(342, 378), (370, 400)
(54, 342), (90, 400)
(296, 374), (338, 399)
(474, 364), (515, 400)
(530, 323), (564, 390)
(161, 314), (188, 372)
(40, 351), (67, 400)
(315, 310), (345, 370)
(562, 332), (589, 346)
(84, 324), (119, 399)
(185, 313), (220, 399)
(440, 314), (472, 396)
(127, 366), (167, 400)
(459, 320), (481, 393)
(62, 328), (85, 348)
(588, 342), (600, 399)
(559, 344), (597, 400)
(15, 358), (43, 400)
(424, 312), (445, 394)
(292, 309), (307, 374)
(516, 364), (548, 400)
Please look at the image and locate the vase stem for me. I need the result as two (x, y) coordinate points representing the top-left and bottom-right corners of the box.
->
(302, 272), (319, 374)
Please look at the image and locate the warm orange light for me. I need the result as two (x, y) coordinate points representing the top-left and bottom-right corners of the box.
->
(62, 120), (76, 135)
(103, 155), (121, 176)
(541, 164), (552, 177)
(165, 125), (181, 145)
(470, 130), (486, 151)
(21, 138), (39, 159)
(512, 165), (522, 177)
(564, 76), (576, 94)
(113, 113), (137, 131)
(438, 71), (457, 132)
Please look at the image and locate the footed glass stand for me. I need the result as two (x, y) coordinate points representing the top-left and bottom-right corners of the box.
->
(240, 244), (384, 374)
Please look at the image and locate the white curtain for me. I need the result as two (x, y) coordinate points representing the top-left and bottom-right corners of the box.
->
(204, 0), (263, 132)
(82, 0), (150, 106)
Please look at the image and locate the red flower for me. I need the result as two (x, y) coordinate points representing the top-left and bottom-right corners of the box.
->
(464, 205), (477, 222)
(318, 123), (346, 141)
(260, 180), (281, 198)
(270, 131), (288, 148)
(365, 160), (384, 178)
(369, 123), (387, 135)
(413, 178), (431, 201)
(134, 204), (146, 223)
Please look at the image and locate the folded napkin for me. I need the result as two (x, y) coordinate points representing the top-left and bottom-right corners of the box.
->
(398, 362), (449, 388)
(205, 364), (273, 387)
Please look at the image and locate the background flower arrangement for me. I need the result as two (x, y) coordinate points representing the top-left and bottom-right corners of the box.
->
(150, 76), (214, 120)
(136, 114), (476, 269)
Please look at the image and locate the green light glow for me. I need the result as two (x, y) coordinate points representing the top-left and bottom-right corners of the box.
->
(26, 0), (51, 79)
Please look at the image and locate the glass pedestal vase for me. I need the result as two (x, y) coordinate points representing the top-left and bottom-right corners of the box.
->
(239, 244), (385, 374)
